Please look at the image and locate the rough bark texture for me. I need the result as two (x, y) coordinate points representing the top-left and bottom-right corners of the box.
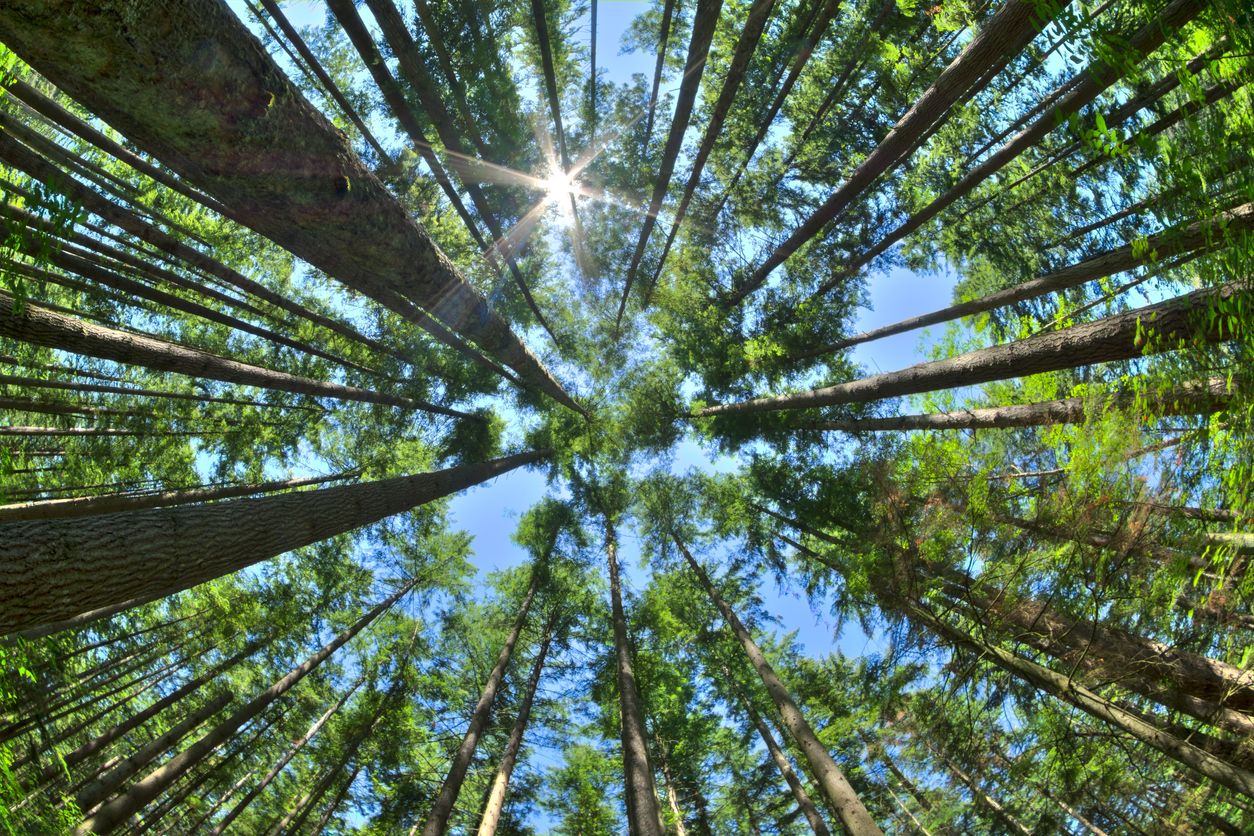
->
(72, 577), (417, 834)
(0, 470), (361, 522)
(699, 282), (1247, 416)
(618, 0), (725, 326)
(476, 614), (555, 836)
(675, 533), (885, 836)
(795, 376), (1237, 432)
(731, 0), (1052, 303)
(0, 290), (456, 413)
(419, 572), (539, 836)
(609, 518), (668, 836)
(0, 450), (547, 636)
(0, 0), (581, 412)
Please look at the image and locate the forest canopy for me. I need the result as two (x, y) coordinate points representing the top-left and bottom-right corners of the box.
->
(0, 0), (1251, 833)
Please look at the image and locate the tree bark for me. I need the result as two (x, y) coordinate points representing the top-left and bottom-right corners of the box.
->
(0, 469), (361, 522)
(727, 670), (831, 836)
(643, 0), (679, 142)
(673, 532), (884, 836)
(608, 516), (668, 836)
(698, 282), (1247, 417)
(0, 0), (581, 412)
(0, 449), (547, 636)
(618, 0), (724, 327)
(419, 570), (540, 836)
(475, 612), (556, 836)
(0, 371), (321, 413)
(71, 576), (419, 834)
(729, 0), (1054, 303)
(0, 290), (466, 415)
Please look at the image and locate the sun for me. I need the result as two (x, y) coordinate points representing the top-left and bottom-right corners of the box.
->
(543, 170), (577, 204)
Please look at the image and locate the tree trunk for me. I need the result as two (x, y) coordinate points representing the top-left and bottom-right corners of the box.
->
(608, 516), (668, 836)
(0, 372), (322, 413)
(729, 0), (1053, 303)
(205, 676), (365, 836)
(673, 532), (884, 836)
(643, 0), (679, 142)
(72, 576), (419, 834)
(727, 670), (831, 836)
(419, 570), (540, 836)
(306, 761), (363, 836)
(0, 290), (465, 415)
(0, 469), (361, 522)
(0, 0), (581, 412)
(618, 0), (724, 327)
(698, 282), (1247, 417)
(659, 751), (691, 836)
(806, 203), (1252, 356)
(937, 753), (1033, 836)
(0, 449), (546, 636)
(475, 611), (556, 836)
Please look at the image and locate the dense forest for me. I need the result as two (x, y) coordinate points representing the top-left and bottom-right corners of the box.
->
(0, 0), (1250, 833)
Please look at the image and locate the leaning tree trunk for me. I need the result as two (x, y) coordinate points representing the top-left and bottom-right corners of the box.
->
(72, 576), (420, 834)
(0, 290), (466, 416)
(726, 669), (831, 836)
(0, 0), (582, 413)
(618, 0), (724, 326)
(0, 449), (546, 636)
(607, 516), (668, 836)
(642, 0), (678, 142)
(935, 752), (1033, 836)
(673, 532), (884, 836)
(476, 611), (557, 836)
(419, 570), (540, 836)
(698, 282), (1247, 417)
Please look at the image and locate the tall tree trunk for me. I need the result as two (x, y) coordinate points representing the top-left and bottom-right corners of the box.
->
(419, 570), (540, 836)
(789, 376), (1236, 432)
(0, 0), (581, 412)
(936, 753), (1032, 836)
(0, 372), (323, 413)
(306, 761), (363, 836)
(607, 516), (668, 836)
(727, 670), (831, 836)
(0, 449), (547, 635)
(658, 750), (690, 836)
(72, 576), (420, 834)
(476, 611), (556, 836)
(205, 677), (365, 836)
(698, 282), (1246, 417)
(617, 0), (724, 328)
(643, 0), (679, 142)
(673, 532), (884, 836)
(0, 290), (466, 415)
(0, 469), (361, 522)
(728, 0), (1053, 304)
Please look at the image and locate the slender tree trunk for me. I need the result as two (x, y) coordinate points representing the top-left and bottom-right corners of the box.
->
(1034, 783), (1113, 836)
(0, 469), (361, 522)
(306, 761), (363, 836)
(643, 0), (679, 142)
(727, 671), (831, 836)
(607, 516), (668, 836)
(205, 677), (365, 836)
(419, 571), (540, 836)
(0, 449), (546, 636)
(72, 576), (419, 834)
(0, 290), (465, 415)
(0, 372), (322, 413)
(673, 532), (884, 836)
(936, 753), (1032, 836)
(699, 282), (1247, 417)
(475, 612), (556, 836)
(618, 0), (724, 328)
(659, 752), (690, 836)
(410, 0), (495, 155)
(0, 0), (581, 412)
(729, 0), (1053, 303)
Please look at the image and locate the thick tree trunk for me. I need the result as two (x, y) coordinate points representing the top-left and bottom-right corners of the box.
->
(205, 677), (365, 836)
(729, 0), (1053, 303)
(0, 469), (361, 522)
(698, 282), (1247, 416)
(618, 0), (724, 327)
(728, 671), (831, 836)
(791, 376), (1236, 432)
(72, 576), (418, 834)
(673, 532), (884, 836)
(0, 0), (581, 412)
(0, 449), (547, 636)
(805, 203), (1253, 356)
(0, 290), (464, 415)
(476, 612), (556, 836)
(419, 571), (540, 836)
(608, 516), (668, 836)
(904, 602), (1254, 800)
